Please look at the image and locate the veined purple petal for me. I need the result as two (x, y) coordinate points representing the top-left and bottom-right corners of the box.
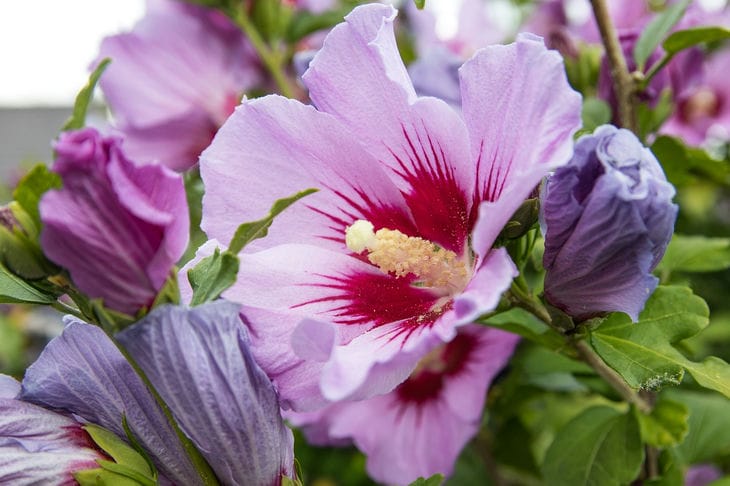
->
(117, 302), (295, 485)
(40, 128), (189, 314)
(19, 319), (202, 485)
(0, 375), (20, 398)
(541, 125), (677, 321)
(0, 391), (103, 486)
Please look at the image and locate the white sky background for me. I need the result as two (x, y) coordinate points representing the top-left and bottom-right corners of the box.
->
(0, 0), (145, 107)
(0, 0), (726, 107)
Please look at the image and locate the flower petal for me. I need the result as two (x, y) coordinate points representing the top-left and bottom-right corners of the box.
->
(117, 302), (295, 485)
(304, 4), (416, 124)
(314, 325), (518, 485)
(241, 307), (331, 412)
(320, 321), (437, 402)
(201, 95), (414, 253)
(304, 4), (475, 252)
(0, 375), (20, 398)
(96, 3), (255, 129)
(19, 319), (202, 485)
(40, 129), (188, 314)
(460, 34), (581, 258)
(452, 247), (517, 325)
(0, 396), (102, 485)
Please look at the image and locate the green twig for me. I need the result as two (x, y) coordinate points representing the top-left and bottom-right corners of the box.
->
(573, 339), (652, 413)
(228, 4), (297, 98)
(641, 53), (671, 87)
(508, 284), (652, 414)
(51, 300), (85, 320)
(589, 0), (638, 131)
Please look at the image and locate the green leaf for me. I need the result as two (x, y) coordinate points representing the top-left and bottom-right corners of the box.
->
(228, 188), (317, 254)
(637, 88), (674, 140)
(81, 424), (156, 486)
(517, 346), (593, 392)
(651, 136), (730, 187)
(251, 0), (292, 42)
(414, 0), (425, 9)
(480, 308), (565, 351)
(89, 299), (136, 333)
(657, 234), (730, 274)
(542, 406), (644, 486)
(590, 286), (730, 398)
(0, 262), (56, 304)
(74, 467), (147, 486)
(0, 224), (50, 280)
(181, 169), (207, 266)
(285, 8), (349, 42)
(188, 248), (240, 306)
(644, 449), (685, 486)
(636, 398), (689, 447)
(581, 98), (611, 133)
(492, 418), (540, 476)
(84, 424), (153, 475)
(668, 390), (730, 463)
(408, 474), (443, 486)
(150, 270), (181, 309)
(63, 58), (111, 131)
(590, 286), (704, 391)
(633, 0), (691, 69)
(12, 164), (62, 230)
(663, 26), (730, 55)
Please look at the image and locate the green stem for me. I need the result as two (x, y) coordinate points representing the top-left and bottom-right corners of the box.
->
(589, 0), (638, 132)
(508, 285), (652, 413)
(642, 53), (672, 87)
(229, 4), (297, 98)
(508, 283), (552, 325)
(574, 339), (652, 413)
(51, 300), (85, 320)
(107, 332), (220, 485)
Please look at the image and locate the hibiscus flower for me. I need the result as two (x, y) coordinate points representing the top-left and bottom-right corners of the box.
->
(197, 3), (581, 410)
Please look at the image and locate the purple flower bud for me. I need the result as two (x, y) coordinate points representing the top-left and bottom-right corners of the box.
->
(541, 125), (677, 321)
(39, 128), (189, 314)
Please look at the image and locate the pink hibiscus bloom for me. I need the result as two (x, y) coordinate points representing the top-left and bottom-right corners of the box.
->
(661, 48), (730, 146)
(286, 325), (519, 484)
(196, 4), (580, 411)
(94, 0), (261, 171)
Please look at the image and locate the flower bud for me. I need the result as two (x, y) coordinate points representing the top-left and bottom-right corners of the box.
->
(0, 203), (56, 279)
(39, 128), (189, 315)
(541, 125), (677, 321)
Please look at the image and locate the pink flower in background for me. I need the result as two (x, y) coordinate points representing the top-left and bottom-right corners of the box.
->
(94, 0), (261, 171)
(287, 325), (519, 484)
(197, 4), (580, 415)
(406, 0), (508, 105)
(40, 128), (189, 315)
(661, 49), (730, 145)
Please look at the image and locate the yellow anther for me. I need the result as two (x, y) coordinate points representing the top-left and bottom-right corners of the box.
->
(345, 219), (468, 290)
